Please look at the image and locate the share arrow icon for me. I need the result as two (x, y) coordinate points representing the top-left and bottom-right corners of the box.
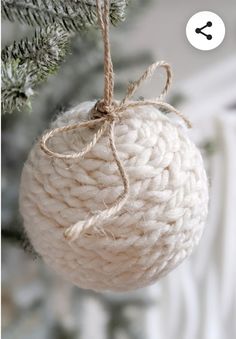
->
(195, 21), (213, 40)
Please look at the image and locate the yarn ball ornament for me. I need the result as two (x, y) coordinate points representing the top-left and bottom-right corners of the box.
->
(19, 101), (208, 292)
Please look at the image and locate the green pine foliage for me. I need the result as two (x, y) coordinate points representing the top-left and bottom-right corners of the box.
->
(1, 27), (70, 113)
(2, 0), (128, 31)
(1, 0), (129, 113)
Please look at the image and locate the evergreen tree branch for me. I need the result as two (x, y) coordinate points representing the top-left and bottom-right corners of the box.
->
(1, 27), (71, 113)
(1, 0), (129, 113)
(2, 0), (128, 32)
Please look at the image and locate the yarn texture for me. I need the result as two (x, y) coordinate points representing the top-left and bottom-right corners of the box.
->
(19, 101), (208, 292)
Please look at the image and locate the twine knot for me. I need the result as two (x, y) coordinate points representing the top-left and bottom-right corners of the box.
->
(92, 99), (120, 122)
(39, 0), (192, 242)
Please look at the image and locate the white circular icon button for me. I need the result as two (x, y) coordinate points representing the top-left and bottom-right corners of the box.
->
(186, 11), (225, 51)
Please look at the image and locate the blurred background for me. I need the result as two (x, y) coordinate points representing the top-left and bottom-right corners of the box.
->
(1, 0), (236, 338)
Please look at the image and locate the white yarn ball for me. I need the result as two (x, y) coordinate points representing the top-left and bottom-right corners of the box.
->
(19, 101), (208, 292)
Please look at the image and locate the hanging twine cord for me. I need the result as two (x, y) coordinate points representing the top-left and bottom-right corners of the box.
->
(40, 0), (192, 242)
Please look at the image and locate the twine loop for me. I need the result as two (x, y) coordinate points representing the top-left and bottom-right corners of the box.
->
(40, 0), (191, 242)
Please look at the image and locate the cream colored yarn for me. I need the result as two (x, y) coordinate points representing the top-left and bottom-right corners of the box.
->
(19, 101), (208, 292)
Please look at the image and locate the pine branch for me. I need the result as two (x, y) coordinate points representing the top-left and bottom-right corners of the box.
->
(1, 0), (129, 113)
(2, 59), (33, 113)
(2, 0), (128, 32)
(1, 27), (71, 113)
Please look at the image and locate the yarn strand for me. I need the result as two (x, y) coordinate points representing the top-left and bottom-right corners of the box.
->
(40, 0), (192, 241)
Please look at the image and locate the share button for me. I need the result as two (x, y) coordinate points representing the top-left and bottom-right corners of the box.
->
(186, 11), (225, 51)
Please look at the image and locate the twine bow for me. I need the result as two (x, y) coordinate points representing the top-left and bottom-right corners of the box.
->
(40, 0), (191, 242)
